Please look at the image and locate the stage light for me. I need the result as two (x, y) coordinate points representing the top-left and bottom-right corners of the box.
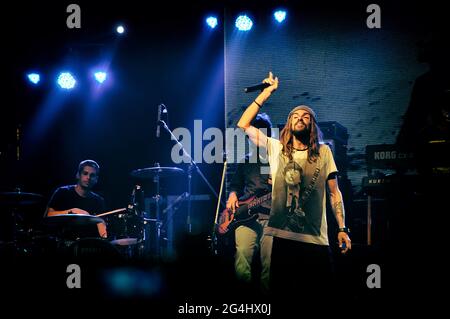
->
(274, 10), (287, 23)
(57, 72), (76, 89)
(116, 25), (125, 34)
(27, 73), (40, 84)
(235, 15), (253, 31)
(94, 71), (107, 84)
(206, 16), (218, 29)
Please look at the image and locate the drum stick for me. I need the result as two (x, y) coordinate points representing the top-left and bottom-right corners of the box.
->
(96, 208), (127, 217)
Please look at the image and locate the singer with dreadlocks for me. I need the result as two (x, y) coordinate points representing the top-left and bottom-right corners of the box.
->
(237, 72), (351, 300)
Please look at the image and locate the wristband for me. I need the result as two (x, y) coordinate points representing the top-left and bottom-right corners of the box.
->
(338, 227), (350, 234)
(253, 100), (262, 108)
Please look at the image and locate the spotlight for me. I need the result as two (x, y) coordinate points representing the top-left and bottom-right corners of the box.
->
(27, 73), (40, 84)
(116, 25), (125, 34)
(57, 72), (76, 89)
(94, 71), (107, 84)
(206, 16), (218, 29)
(235, 15), (253, 31)
(274, 10), (287, 23)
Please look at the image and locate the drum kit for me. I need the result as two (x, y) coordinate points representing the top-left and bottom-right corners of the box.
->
(0, 189), (43, 234)
(2, 111), (223, 260)
(0, 165), (189, 261)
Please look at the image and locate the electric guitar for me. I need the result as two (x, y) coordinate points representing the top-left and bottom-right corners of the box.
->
(217, 193), (272, 234)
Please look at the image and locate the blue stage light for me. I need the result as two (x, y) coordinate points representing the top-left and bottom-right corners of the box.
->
(94, 71), (107, 84)
(274, 10), (287, 23)
(206, 16), (218, 29)
(235, 15), (253, 31)
(27, 73), (40, 84)
(57, 72), (76, 89)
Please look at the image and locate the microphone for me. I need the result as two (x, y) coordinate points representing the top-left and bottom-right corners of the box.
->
(156, 104), (163, 138)
(244, 82), (270, 93)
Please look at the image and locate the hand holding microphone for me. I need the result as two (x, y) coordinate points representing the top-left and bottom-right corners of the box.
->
(244, 71), (279, 94)
(244, 82), (271, 93)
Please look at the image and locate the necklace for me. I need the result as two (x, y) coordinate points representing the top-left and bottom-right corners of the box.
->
(293, 146), (308, 151)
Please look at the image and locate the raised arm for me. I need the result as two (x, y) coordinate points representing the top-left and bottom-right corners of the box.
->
(237, 72), (278, 148)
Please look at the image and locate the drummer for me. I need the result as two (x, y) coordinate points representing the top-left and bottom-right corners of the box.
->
(44, 159), (107, 238)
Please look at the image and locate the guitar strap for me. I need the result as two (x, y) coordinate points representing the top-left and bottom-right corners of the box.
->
(286, 155), (321, 216)
(300, 155), (321, 206)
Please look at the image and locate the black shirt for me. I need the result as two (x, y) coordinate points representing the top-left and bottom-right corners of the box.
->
(45, 185), (106, 238)
(47, 185), (105, 216)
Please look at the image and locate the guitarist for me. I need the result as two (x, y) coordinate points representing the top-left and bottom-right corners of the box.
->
(223, 113), (273, 294)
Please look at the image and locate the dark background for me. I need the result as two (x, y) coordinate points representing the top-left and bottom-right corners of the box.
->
(1, 0), (447, 314)
(2, 0), (447, 242)
(3, 1), (225, 221)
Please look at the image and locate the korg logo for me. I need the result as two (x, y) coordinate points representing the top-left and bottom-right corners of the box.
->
(374, 151), (396, 160)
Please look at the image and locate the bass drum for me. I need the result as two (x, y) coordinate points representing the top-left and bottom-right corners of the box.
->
(105, 210), (144, 242)
(110, 237), (143, 260)
(68, 237), (122, 263)
(104, 210), (144, 260)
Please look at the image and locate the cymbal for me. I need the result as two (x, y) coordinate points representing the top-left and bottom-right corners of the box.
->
(42, 214), (104, 227)
(130, 167), (185, 179)
(0, 191), (44, 206)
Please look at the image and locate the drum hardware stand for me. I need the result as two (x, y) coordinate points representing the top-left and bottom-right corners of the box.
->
(160, 191), (189, 235)
(136, 205), (150, 260)
(130, 183), (146, 248)
(152, 162), (163, 258)
(159, 119), (226, 235)
(187, 164), (193, 233)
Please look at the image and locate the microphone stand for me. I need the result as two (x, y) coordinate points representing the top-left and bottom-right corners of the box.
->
(153, 163), (162, 257)
(159, 120), (226, 234)
(187, 164), (193, 233)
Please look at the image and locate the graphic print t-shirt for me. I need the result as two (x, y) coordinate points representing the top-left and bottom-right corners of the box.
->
(264, 138), (337, 246)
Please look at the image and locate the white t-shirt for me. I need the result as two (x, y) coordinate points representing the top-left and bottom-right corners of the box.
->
(264, 137), (337, 246)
